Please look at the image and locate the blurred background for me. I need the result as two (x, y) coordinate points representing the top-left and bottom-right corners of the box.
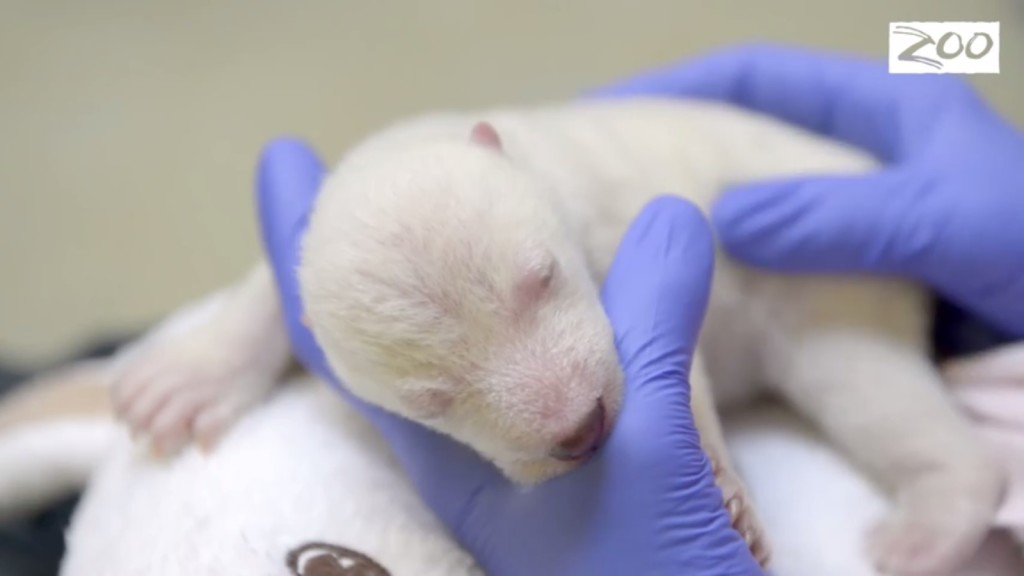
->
(2, 1), (1023, 368)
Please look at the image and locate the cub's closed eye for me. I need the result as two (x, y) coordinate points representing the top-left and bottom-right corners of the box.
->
(539, 258), (558, 289)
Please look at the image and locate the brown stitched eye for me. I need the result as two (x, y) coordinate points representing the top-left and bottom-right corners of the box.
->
(286, 542), (391, 576)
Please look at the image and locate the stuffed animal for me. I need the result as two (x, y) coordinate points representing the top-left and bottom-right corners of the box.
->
(0, 291), (1022, 575)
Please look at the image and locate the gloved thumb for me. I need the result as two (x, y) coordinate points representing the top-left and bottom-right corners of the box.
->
(598, 196), (761, 574)
(600, 194), (718, 488)
(255, 137), (330, 378)
(602, 195), (715, 397)
(710, 168), (933, 277)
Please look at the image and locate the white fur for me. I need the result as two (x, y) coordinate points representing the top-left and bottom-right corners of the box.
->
(110, 97), (1006, 573)
(2, 293), (1021, 575)
(1, 374), (1020, 574)
(62, 379), (483, 576)
(723, 403), (1024, 576)
(0, 419), (114, 521)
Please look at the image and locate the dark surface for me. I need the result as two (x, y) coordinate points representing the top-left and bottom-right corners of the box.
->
(0, 334), (135, 576)
(0, 496), (80, 576)
(931, 296), (1019, 361)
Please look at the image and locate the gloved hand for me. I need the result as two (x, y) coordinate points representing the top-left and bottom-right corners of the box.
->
(255, 139), (763, 576)
(595, 42), (1024, 337)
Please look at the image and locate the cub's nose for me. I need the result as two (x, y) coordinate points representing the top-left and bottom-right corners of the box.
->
(549, 399), (606, 461)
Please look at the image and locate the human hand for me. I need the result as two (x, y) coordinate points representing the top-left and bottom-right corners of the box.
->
(595, 42), (1024, 337)
(255, 139), (763, 575)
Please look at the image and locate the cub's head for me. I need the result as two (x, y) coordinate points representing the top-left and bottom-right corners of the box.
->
(299, 121), (623, 484)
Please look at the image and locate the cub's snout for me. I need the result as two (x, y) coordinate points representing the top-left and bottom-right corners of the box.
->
(550, 399), (607, 462)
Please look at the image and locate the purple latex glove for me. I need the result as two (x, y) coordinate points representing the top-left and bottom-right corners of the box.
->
(255, 139), (763, 576)
(595, 42), (1024, 337)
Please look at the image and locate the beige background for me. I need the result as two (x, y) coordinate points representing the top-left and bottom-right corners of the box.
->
(2, 1), (1022, 366)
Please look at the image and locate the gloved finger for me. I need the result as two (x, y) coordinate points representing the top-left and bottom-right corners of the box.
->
(255, 137), (333, 380)
(599, 196), (758, 571)
(601, 195), (714, 397)
(589, 42), (903, 160)
(711, 167), (936, 277)
(599, 195), (714, 466)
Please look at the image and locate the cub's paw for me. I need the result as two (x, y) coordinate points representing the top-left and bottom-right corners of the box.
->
(110, 331), (277, 458)
(711, 455), (771, 568)
(868, 471), (1004, 575)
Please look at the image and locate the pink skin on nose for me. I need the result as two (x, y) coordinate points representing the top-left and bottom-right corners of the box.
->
(549, 399), (607, 461)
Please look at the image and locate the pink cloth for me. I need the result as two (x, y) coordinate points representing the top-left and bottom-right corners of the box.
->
(944, 342), (1024, 537)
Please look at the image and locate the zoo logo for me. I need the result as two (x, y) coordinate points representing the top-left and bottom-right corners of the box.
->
(894, 25), (994, 70)
(888, 22), (1000, 74)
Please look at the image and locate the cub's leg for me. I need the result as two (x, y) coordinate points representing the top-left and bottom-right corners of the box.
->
(773, 280), (1005, 575)
(110, 262), (292, 456)
(690, 355), (771, 567)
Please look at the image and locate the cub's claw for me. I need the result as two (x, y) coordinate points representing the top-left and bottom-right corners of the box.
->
(712, 454), (771, 567)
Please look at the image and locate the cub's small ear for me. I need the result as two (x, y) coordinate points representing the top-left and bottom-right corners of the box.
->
(469, 121), (503, 151)
(396, 378), (455, 420)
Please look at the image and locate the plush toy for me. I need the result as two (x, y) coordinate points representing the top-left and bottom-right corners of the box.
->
(0, 292), (1022, 576)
